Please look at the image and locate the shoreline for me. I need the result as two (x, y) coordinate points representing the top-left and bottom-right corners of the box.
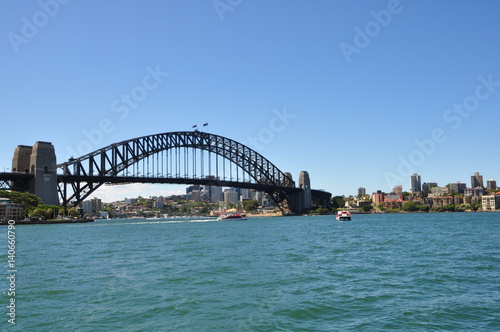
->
(0, 218), (95, 225)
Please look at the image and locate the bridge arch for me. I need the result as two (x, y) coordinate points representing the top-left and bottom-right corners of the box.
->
(57, 131), (297, 208)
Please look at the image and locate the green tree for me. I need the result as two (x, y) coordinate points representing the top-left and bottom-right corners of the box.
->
(361, 205), (373, 212)
(243, 200), (260, 212)
(312, 207), (330, 215)
(402, 201), (419, 212)
(68, 207), (80, 217)
(30, 207), (48, 219)
(331, 196), (345, 209)
(419, 205), (430, 212)
(0, 190), (43, 216)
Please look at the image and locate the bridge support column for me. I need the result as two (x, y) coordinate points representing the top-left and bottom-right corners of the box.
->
(299, 171), (312, 211)
(12, 142), (59, 205)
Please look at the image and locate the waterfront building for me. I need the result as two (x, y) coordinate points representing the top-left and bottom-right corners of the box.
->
(393, 185), (403, 195)
(356, 201), (372, 208)
(383, 198), (404, 209)
(464, 187), (484, 197)
(0, 198), (23, 221)
(422, 182), (437, 195)
(371, 190), (386, 207)
(429, 186), (449, 197)
(449, 182), (466, 195)
(386, 194), (403, 201)
(82, 200), (93, 215)
(482, 195), (500, 211)
(464, 188), (473, 197)
(91, 197), (102, 212)
(410, 173), (421, 193)
(358, 187), (366, 196)
(442, 196), (454, 205)
(487, 179), (497, 191)
(473, 187), (485, 197)
(471, 172), (484, 189)
(82, 197), (102, 215)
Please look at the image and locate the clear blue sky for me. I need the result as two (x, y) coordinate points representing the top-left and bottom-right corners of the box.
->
(2, 0), (500, 202)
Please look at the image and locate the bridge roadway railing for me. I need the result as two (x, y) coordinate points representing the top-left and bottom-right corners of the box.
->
(57, 174), (302, 193)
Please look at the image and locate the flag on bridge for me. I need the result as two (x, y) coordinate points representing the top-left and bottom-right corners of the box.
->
(203, 122), (208, 126)
(192, 124), (197, 128)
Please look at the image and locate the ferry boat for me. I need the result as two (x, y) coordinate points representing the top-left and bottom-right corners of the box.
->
(336, 210), (352, 221)
(217, 213), (247, 221)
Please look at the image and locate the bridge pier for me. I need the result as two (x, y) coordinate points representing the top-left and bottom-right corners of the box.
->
(284, 171), (313, 214)
(11, 142), (59, 205)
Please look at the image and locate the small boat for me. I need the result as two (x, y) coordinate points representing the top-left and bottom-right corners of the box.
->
(336, 210), (352, 221)
(217, 213), (247, 221)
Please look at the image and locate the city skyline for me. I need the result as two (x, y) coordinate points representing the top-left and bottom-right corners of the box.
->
(87, 170), (498, 204)
(2, 1), (500, 201)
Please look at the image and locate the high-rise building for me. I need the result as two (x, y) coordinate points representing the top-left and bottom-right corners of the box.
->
(190, 190), (202, 202)
(223, 189), (239, 203)
(449, 182), (466, 195)
(487, 179), (497, 191)
(410, 173), (421, 193)
(358, 187), (366, 196)
(422, 182), (437, 194)
(393, 185), (403, 195)
(82, 197), (102, 215)
(204, 176), (223, 202)
(471, 172), (484, 189)
(186, 185), (202, 195)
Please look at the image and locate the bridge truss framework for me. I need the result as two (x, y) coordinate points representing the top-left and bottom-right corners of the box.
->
(57, 131), (302, 211)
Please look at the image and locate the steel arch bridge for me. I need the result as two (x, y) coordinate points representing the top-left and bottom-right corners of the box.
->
(57, 131), (301, 211)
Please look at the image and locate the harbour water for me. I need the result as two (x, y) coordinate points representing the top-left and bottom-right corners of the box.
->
(2, 212), (500, 331)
